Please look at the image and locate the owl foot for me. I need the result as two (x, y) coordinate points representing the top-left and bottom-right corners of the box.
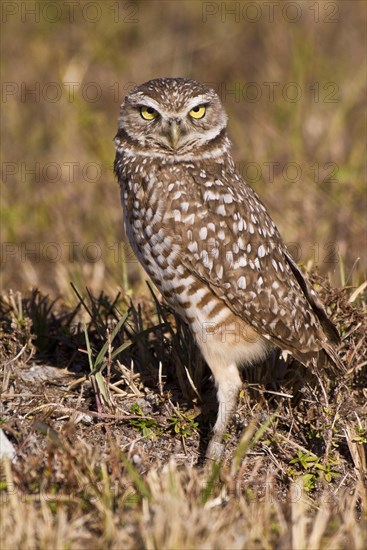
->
(205, 438), (225, 462)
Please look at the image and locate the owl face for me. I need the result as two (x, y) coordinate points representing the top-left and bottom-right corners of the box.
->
(116, 78), (228, 157)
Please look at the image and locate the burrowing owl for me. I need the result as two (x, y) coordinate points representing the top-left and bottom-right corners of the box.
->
(114, 78), (343, 460)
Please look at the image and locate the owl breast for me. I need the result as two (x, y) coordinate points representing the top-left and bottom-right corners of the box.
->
(120, 157), (270, 367)
(121, 160), (199, 315)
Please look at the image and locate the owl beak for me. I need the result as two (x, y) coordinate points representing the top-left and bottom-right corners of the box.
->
(168, 120), (181, 149)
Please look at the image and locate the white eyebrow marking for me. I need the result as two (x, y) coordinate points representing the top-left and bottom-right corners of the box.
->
(185, 95), (208, 111)
(133, 95), (162, 112)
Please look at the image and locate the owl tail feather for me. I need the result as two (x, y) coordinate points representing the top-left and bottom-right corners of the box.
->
(282, 252), (345, 373)
(284, 250), (341, 346)
(321, 342), (346, 374)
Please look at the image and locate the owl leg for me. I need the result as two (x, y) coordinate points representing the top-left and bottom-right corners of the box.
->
(205, 363), (242, 461)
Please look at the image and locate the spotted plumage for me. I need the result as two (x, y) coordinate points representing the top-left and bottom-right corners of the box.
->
(114, 77), (343, 460)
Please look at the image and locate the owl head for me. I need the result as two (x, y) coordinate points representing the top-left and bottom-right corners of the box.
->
(115, 78), (228, 157)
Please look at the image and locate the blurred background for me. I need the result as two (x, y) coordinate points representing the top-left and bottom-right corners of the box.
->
(1, 0), (366, 300)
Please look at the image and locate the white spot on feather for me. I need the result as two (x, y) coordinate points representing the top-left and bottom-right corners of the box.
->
(237, 276), (247, 289)
(204, 190), (218, 201)
(199, 227), (208, 240)
(173, 209), (181, 222)
(216, 204), (226, 216)
(216, 265), (223, 279)
(188, 241), (198, 253)
(258, 245), (266, 258)
(183, 213), (195, 225)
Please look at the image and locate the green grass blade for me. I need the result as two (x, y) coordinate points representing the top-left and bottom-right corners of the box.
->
(120, 453), (152, 502)
(201, 461), (222, 504)
(84, 323), (94, 373)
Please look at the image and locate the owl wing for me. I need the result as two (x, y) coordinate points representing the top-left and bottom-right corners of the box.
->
(172, 171), (341, 367)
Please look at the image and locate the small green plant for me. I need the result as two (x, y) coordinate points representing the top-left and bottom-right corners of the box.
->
(168, 413), (198, 438)
(305, 420), (340, 451)
(353, 427), (367, 445)
(290, 450), (319, 470)
(315, 460), (342, 483)
(129, 403), (161, 439)
(288, 450), (340, 491)
(306, 424), (322, 441)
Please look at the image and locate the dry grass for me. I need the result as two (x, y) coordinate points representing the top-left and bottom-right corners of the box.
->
(2, 454), (366, 550)
(0, 275), (366, 549)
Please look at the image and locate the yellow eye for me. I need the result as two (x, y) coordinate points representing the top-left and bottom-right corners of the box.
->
(140, 106), (158, 120)
(189, 105), (206, 119)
